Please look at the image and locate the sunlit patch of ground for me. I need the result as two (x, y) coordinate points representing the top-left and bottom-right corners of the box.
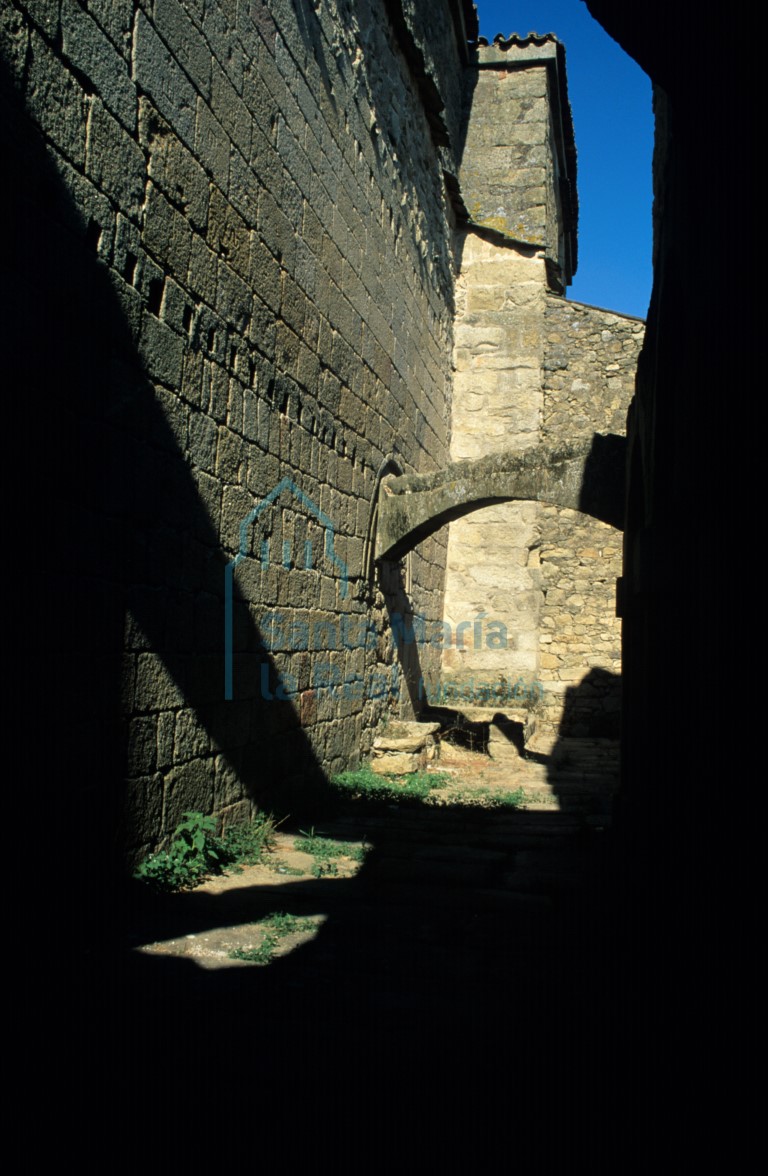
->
(134, 831), (364, 969)
(134, 738), (617, 968)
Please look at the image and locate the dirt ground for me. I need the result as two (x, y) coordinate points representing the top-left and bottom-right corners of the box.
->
(134, 738), (617, 970)
(88, 734), (635, 1158)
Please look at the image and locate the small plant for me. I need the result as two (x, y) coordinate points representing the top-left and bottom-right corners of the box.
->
(135, 811), (223, 892)
(311, 860), (339, 878)
(228, 912), (318, 964)
(496, 787), (526, 808)
(219, 811), (278, 869)
(263, 912), (316, 935)
(294, 828), (347, 858)
(270, 860), (306, 876)
(294, 829), (368, 877)
(229, 935), (278, 964)
(135, 810), (278, 892)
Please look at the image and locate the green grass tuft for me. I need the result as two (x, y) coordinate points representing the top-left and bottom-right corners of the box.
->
(426, 784), (526, 809)
(293, 828), (368, 877)
(228, 912), (319, 963)
(330, 766), (449, 804)
(229, 935), (279, 964)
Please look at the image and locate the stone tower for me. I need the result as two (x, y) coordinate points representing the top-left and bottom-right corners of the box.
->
(441, 35), (643, 743)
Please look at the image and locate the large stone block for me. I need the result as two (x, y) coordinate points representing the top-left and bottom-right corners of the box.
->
(162, 758), (215, 831)
(144, 182), (192, 275)
(155, 0), (211, 97)
(26, 32), (88, 165)
(135, 653), (185, 711)
(123, 773), (165, 848)
(61, 0), (136, 129)
(370, 721), (440, 773)
(0, 7), (28, 93)
(84, 0), (134, 57)
(138, 313), (184, 389)
(143, 103), (210, 231)
(127, 716), (158, 775)
(134, 11), (197, 146)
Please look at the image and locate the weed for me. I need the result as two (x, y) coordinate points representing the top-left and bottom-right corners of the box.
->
(495, 787), (526, 808)
(311, 860), (339, 878)
(219, 811), (278, 869)
(330, 766), (449, 805)
(263, 912), (316, 935)
(294, 828), (368, 877)
(135, 810), (278, 892)
(270, 859), (306, 876)
(228, 912), (318, 964)
(135, 812), (223, 892)
(229, 935), (278, 964)
(294, 828), (349, 859)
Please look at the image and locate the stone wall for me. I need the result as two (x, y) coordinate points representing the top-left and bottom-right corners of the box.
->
(538, 297), (644, 737)
(4, 3), (648, 884)
(441, 39), (643, 736)
(443, 233), (547, 694)
(442, 45), (560, 706)
(2, 0), (469, 863)
(442, 42), (565, 710)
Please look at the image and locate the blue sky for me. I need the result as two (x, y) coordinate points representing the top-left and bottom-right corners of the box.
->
(473, 1), (653, 319)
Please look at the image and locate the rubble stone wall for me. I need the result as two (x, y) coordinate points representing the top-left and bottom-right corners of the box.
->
(538, 297), (644, 736)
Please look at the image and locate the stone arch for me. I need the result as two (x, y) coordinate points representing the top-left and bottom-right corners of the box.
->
(375, 434), (626, 562)
(362, 454), (406, 592)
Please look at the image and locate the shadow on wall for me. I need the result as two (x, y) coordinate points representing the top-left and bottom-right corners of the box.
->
(545, 668), (622, 817)
(378, 557), (430, 718)
(557, 667), (621, 739)
(1, 57), (323, 946)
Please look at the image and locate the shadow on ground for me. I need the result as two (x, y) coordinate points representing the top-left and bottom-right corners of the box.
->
(79, 768), (638, 1158)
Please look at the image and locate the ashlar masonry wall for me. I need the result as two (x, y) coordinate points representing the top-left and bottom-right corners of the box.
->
(2, 0), (471, 863)
(444, 231), (547, 691)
